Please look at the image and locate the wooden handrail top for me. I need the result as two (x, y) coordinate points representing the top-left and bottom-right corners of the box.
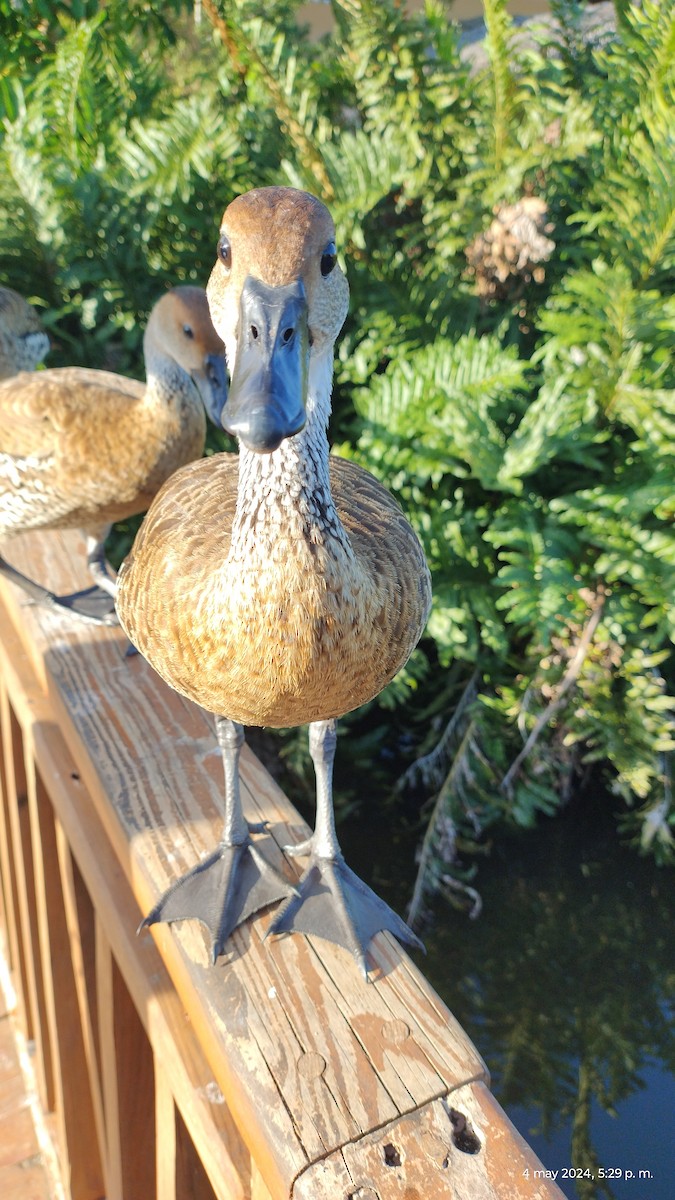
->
(0, 526), (566, 1200)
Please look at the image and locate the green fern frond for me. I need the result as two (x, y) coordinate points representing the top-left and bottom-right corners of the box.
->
(120, 95), (243, 203)
(574, 127), (675, 287)
(354, 335), (526, 490)
(481, 0), (519, 174)
(282, 127), (419, 251)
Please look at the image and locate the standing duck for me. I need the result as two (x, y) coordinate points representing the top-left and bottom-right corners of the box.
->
(116, 188), (431, 975)
(0, 285), (50, 378)
(0, 286), (227, 623)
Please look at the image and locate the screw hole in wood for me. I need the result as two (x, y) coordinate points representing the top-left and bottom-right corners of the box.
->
(449, 1108), (481, 1154)
(383, 1142), (401, 1167)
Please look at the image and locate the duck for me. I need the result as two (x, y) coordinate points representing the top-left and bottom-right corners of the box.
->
(116, 187), (432, 976)
(0, 286), (227, 623)
(0, 285), (50, 378)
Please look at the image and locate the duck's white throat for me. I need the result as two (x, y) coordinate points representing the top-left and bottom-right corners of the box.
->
(229, 351), (351, 560)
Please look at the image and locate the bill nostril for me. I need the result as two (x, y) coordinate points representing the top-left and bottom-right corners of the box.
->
(251, 324), (259, 340)
(282, 327), (295, 345)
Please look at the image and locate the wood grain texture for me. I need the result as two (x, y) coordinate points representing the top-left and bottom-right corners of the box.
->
(0, 526), (561, 1200)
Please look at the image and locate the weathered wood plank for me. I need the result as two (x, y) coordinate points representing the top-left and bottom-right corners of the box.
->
(293, 1082), (568, 1200)
(0, 535), (487, 1100)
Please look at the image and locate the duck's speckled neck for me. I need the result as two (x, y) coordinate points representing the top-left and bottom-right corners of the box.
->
(143, 343), (197, 411)
(229, 351), (352, 563)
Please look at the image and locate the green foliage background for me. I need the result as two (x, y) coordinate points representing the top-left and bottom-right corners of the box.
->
(1, 0), (673, 910)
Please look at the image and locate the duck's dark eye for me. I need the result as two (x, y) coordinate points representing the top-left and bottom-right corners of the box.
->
(183, 324), (194, 339)
(320, 240), (337, 277)
(218, 235), (232, 270)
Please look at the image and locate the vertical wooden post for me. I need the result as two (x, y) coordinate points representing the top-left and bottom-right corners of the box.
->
(55, 821), (108, 1175)
(251, 1161), (275, 1200)
(174, 1104), (221, 1200)
(27, 756), (104, 1200)
(0, 681), (30, 1021)
(155, 1064), (179, 1200)
(156, 1066), (220, 1200)
(96, 924), (156, 1200)
(0, 690), (53, 1109)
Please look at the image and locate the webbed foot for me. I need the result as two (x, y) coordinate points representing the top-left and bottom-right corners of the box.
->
(42, 583), (119, 625)
(140, 832), (296, 962)
(268, 851), (425, 979)
(0, 555), (119, 625)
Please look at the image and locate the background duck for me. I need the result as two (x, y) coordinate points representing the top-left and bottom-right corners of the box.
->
(116, 187), (432, 976)
(0, 285), (50, 378)
(0, 286), (227, 622)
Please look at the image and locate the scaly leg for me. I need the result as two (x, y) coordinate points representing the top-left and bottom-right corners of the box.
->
(268, 719), (424, 978)
(141, 716), (296, 962)
(85, 531), (118, 598)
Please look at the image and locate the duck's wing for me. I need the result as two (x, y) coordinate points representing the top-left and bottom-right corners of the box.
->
(0, 368), (145, 460)
(116, 452), (239, 648)
(122, 451), (239, 560)
(329, 456), (432, 644)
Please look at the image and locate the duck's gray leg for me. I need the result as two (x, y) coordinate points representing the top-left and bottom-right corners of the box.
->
(85, 531), (118, 599)
(269, 718), (424, 979)
(140, 716), (296, 963)
(0, 551), (118, 625)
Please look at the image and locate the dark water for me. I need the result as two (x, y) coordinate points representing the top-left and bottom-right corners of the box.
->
(330, 753), (675, 1200)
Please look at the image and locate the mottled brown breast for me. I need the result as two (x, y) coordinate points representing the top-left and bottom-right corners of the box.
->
(117, 454), (431, 728)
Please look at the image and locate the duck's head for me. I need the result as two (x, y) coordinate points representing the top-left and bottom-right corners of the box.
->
(0, 286), (50, 376)
(207, 187), (349, 454)
(145, 286), (228, 426)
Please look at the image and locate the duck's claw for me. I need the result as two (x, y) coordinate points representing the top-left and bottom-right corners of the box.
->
(267, 853), (425, 979)
(140, 835), (296, 962)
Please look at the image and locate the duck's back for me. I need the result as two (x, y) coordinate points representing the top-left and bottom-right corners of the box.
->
(0, 366), (205, 535)
(117, 453), (431, 727)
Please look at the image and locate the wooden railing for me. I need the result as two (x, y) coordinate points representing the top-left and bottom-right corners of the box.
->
(0, 526), (566, 1200)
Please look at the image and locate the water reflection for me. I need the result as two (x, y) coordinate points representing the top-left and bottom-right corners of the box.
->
(414, 793), (675, 1200)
